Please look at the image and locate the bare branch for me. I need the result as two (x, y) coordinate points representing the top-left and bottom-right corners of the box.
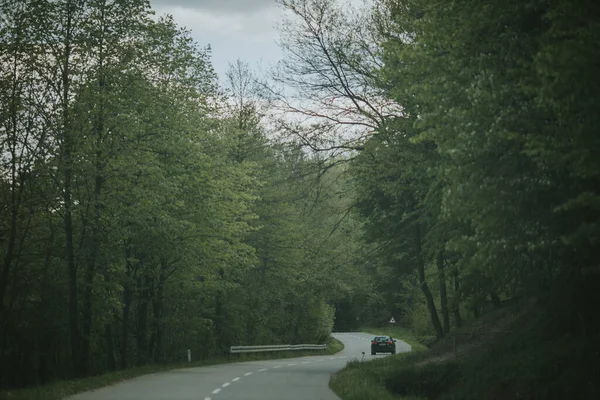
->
(273, 0), (403, 157)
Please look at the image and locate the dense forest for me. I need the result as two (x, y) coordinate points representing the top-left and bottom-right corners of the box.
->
(273, 0), (600, 349)
(0, 0), (366, 387)
(1, 0), (599, 393)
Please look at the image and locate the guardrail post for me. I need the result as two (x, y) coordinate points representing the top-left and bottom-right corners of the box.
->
(187, 349), (191, 363)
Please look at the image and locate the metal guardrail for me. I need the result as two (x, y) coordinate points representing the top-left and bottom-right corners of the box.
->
(229, 344), (327, 354)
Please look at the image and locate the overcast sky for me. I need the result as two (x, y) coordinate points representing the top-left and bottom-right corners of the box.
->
(150, 0), (285, 82)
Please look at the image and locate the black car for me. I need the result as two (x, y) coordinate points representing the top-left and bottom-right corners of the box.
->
(371, 335), (397, 355)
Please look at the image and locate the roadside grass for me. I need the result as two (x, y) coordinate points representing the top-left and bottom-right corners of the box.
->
(0, 336), (344, 400)
(330, 352), (431, 400)
(332, 307), (600, 400)
(445, 328), (600, 399)
(361, 326), (428, 352)
(326, 335), (345, 354)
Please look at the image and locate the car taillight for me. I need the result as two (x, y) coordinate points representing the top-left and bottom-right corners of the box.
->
(371, 341), (377, 345)
(387, 341), (393, 345)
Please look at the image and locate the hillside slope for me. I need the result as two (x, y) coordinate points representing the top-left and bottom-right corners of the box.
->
(331, 300), (600, 400)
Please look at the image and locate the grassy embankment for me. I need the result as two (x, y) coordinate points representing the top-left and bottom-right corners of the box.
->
(331, 304), (600, 400)
(0, 336), (344, 400)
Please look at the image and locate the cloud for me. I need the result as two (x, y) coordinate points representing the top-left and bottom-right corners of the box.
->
(150, 0), (278, 15)
(149, 0), (284, 80)
(159, 5), (280, 35)
(147, 0), (371, 81)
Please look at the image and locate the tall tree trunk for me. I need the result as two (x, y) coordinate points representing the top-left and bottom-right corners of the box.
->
(60, 3), (81, 376)
(120, 288), (132, 369)
(415, 223), (444, 339)
(80, 2), (107, 375)
(453, 269), (462, 328)
(120, 262), (133, 369)
(213, 267), (225, 355)
(105, 323), (115, 372)
(490, 292), (501, 309)
(214, 292), (222, 351)
(37, 221), (54, 384)
(151, 262), (167, 362)
(293, 313), (303, 345)
(246, 317), (252, 346)
(136, 275), (149, 366)
(437, 251), (450, 334)
(148, 276), (155, 361)
(80, 133), (104, 375)
(0, 14), (24, 317)
(80, 239), (97, 375)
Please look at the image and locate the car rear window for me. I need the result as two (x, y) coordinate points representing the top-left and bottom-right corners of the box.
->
(374, 336), (389, 342)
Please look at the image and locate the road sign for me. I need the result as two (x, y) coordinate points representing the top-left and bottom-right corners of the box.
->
(389, 317), (396, 324)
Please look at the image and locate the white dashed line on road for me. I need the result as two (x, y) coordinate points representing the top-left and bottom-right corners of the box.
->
(205, 350), (349, 400)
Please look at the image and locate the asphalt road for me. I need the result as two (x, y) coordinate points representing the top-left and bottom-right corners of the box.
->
(68, 332), (411, 400)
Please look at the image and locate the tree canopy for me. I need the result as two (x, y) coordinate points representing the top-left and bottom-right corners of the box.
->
(1, 0), (598, 391)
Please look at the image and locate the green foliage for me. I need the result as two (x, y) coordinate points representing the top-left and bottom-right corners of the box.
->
(3, 0), (599, 394)
(346, 0), (600, 345)
(0, 0), (363, 390)
(386, 0), (599, 295)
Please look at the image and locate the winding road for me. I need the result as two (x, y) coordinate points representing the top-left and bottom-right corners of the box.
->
(68, 332), (411, 400)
